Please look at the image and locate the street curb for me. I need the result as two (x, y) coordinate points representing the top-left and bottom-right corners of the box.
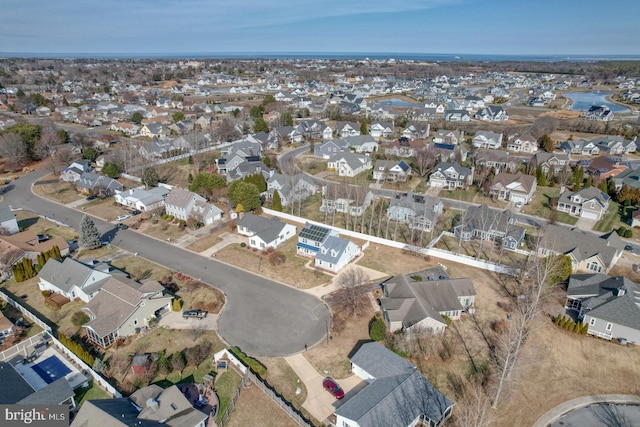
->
(532, 394), (640, 427)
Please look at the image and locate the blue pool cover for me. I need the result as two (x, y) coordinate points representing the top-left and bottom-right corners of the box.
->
(31, 355), (71, 384)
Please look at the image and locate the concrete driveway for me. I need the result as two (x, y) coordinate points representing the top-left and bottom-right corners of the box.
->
(158, 310), (218, 330)
(285, 353), (365, 422)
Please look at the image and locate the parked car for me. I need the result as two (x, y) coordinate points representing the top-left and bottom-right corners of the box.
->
(116, 214), (130, 221)
(183, 309), (208, 320)
(322, 377), (344, 399)
(625, 244), (634, 252)
(116, 223), (128, 230)
(85, 195), (97, 201)
(515, 201), (523, 209)
(131, 210), (142, 216)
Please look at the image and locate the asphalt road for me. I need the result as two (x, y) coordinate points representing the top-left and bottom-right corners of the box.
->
(3, 169), (330, 357)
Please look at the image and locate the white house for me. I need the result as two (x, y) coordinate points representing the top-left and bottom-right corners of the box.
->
(236, 213), (296, 250)
(314, 237), (361, 273)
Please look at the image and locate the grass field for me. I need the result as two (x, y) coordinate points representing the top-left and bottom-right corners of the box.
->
(522, 185), (578, 225)
(593, 201), (635, 238)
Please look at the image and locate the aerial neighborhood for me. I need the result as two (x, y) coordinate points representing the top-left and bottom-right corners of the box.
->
(1, 56), (640, 427)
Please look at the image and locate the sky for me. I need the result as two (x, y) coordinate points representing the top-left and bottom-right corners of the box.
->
(1, 0), (639, 56)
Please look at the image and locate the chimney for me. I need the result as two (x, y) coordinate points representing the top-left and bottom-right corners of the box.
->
(146, 398), (159, 411)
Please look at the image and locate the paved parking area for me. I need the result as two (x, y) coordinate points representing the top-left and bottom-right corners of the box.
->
(158, 310), (219, 330)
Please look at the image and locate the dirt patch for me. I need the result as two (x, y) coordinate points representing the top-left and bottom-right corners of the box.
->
(134, 218), (188, 241)
(185, 233), (222, 252)
(31, 175), (84, 204)
(225, 383), (299, 427)
(83, 198), (132, 222)
(305, 294), (375, 379)
(261, 358), (308, 413)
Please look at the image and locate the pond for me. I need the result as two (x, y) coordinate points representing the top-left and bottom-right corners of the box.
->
(565, 91), (630, 113)
(375, 98), (416, 107)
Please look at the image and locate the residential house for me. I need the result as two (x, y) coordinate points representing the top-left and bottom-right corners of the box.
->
(472, 130), (503, 149)
(380, 267), (475, 333)
(83, 278), (172, 348)
(387, 192), (443, 232)
(560, 139), (600, 156)
(270, 126), (302, 144)
(369, 121), (394, 139)
(327, 152), (372, 177)
(432, 129), (464, 145)
(489, 173), (537, 205)
(428, 162), (474, 190)
(592, 136), (637, 155)
(0, 361), (77, 410)
(0, 206), (19, 235)
(335, 121), (361, 137)
(530, 152), (570, 176)
(297, 119), (332, 140)
(236, 213), (296, 250)
(384, 138), (426, 158)
(444, 109), (471, 122)
(0, 239), (25, 281)
(474, 105), (509, 121)
(474, 149), (519, 174)
(429, 143), (469, 163)
(297, 223), (339, 257)
(557, 187), (611, 220)
(60, 159), (92, 183)
(538, 224), (624, 273)
(409, 107), (438, 122)
(334, 342), (455, 427)
(565, 274), (640, 344)
(401, 123), (430, 141)
(0, 311), (13, 342)
(320, 183), (373, 217)
(165, 188), (223, 224)
(71, 384), (208, 427)
(76, 172), (123, 196)
(264, 173), (317, 207)
(0, 230), (69, 263)
(372, 160), (412, 183)
(314, 139), (345, 159)
(314, 236), (361, 273)
(584, 105), (614, 121)
(114, 186), (170, 212)
(506, 134), (538, 153)
(586, 156), (628, 179)
(139, 139), (179, 159)
(109, 122), (139, 136)
(38, 257), (125, 302)
(139, 123), (166, 139)
(454, 204), (526, 250)
(343, 135), (379, 154)
(612, 167), (640, 191)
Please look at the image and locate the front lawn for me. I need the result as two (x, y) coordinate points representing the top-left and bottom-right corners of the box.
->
(522, 185), (578, 225)
(215, 370), (244, 424)
(593, 201), (635, 237)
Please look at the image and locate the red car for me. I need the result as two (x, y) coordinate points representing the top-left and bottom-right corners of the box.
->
(322, 377), (344, 400)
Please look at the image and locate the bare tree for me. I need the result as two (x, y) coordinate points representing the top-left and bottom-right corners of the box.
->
(450, 378), (495, 427)
(490, 242), (565, 408)
(0, 133), (27, 167)
(335, 266), (370, 318)
(414, 145), (438, 177)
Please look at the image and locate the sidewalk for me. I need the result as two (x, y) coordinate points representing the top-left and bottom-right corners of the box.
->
(303, 262), (389, 299)
(284, 353), (364, 423)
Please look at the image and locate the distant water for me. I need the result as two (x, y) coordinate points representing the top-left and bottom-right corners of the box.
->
(376, 98), (416, 107)
(2, 52), (640, 62)
(565, 91), (630, 113)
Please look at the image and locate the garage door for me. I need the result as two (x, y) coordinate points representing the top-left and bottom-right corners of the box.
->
(582, 210), (599, 220)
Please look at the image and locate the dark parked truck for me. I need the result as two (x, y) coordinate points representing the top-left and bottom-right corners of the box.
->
(183, 309), (208, 319)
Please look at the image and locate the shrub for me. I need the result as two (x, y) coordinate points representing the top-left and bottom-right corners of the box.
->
(369, 315), (386, 341)
(268, 251), (286, 266)
(41, 290), (52, 297)
(240, 242), (246, 248)
(71, 311), (90, 326)
(172, 299), (182, 312)
(624, 228), (633, 238)
(229, 347), (267, 377)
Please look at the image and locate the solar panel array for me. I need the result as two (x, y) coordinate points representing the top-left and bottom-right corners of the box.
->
(299, 224), (331, 242)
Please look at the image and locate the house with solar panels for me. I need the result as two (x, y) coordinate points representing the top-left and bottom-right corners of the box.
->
(297, 223), (361, 273)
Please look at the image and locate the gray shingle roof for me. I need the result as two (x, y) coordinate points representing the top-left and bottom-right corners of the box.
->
(0, 361), (34, 403)
(18, 377), (73, 405)
(315, 235), (351, 264)
(540, 225), (623, 268)
(38, 258), (94, 294)
(336, 343), (454, 427)
(237, 213), (289, 244)
(0, 206), (15, 223)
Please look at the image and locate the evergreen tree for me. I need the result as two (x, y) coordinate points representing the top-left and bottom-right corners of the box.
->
(254, 117), (269, 133)
(584, 175), (593, 188)
(360, 120), (369, 135)
(37, 253), (46, 267)
(79, 215), (101, 249)
(272, 191), (283, 211)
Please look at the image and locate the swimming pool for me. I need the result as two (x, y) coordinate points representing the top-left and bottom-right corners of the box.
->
(31, 355), (71, 384)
